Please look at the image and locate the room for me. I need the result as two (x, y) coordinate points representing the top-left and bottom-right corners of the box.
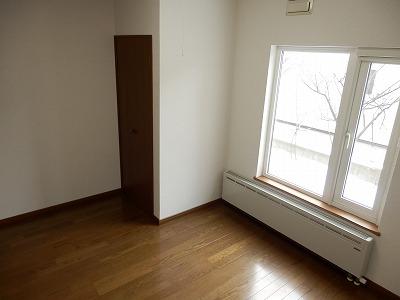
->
(1, 0), (399, 299)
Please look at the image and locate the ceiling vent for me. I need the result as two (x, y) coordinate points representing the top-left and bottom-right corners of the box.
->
(287, 0), (313, 15)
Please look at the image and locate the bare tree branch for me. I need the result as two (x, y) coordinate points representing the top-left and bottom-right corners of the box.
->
(333, 74), (345, 96)
(303, 78), (338, 121)
(302, 66), (400, 144)
(356, 96), (400, 139)
(363, 80), (400, 107)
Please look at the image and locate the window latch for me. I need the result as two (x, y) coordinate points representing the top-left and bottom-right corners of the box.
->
(345, 132), (351, 149)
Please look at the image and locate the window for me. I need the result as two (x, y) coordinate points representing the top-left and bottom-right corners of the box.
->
(262, 47), (400, 223)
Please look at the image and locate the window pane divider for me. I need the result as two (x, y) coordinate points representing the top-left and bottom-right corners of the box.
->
(333, 62), (372, 220)
(323, 51), (360, 204)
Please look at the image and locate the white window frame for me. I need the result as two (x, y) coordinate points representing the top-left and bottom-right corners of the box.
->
(261, 46), (400, 224)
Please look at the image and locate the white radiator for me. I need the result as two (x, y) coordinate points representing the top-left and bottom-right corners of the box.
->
(222, 171), (374, 278)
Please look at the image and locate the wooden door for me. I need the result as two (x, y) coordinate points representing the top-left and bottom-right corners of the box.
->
(114, 35), (153, 216)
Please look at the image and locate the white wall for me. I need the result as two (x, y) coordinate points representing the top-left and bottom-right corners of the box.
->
(159, 0), (236, 219)
(114, 0), (161, 218)
(226, 0), (400, 295)
(0, 0), (120, 220)
(0, 0), (234, 222)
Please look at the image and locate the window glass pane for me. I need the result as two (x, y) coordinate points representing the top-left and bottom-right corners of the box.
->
(343, 63), (400, 208)
(268, 50), (350, 195)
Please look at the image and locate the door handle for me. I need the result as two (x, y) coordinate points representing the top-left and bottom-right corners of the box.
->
(130, 129), (138, 135)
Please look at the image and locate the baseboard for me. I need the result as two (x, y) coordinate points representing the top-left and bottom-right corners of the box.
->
(158, 198), (222, 225)
(366, 279), (400, 299)
(222, 199), (400, 299)
(0, 189), (122, 227)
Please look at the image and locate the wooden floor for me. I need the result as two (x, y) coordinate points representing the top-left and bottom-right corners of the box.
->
(0, 196), (392, 300)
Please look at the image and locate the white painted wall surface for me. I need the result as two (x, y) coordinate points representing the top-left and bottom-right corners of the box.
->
(114, 0), (161, 218)
(0, 0), (120, 220)
(226, 0), (400, 295)
(159, 0), (236, 219)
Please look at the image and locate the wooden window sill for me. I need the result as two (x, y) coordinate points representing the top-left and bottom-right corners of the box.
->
(254, 176), (380, 236)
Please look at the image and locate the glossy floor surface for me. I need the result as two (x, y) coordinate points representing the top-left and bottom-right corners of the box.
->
(0, 197), (393, 299)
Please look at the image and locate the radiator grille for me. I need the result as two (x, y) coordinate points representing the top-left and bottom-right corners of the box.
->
(225, 171), (371, 244)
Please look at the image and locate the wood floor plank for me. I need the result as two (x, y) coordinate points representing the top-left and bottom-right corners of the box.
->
(0, 197), (394, 300)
